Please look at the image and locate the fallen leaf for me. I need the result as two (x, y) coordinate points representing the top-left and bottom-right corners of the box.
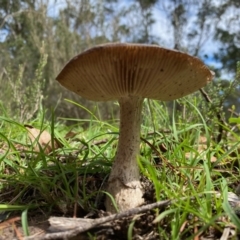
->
(65, 130), (78, 140)
(185, 135), (217, 162)
(25, 125), (61, 154)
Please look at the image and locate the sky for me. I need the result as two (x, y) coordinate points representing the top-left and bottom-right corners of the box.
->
(46, 0), (224, 71)
(151, 2), (224, 68)
(2, 0), (237, 77)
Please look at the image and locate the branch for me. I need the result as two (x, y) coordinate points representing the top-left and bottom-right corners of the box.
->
(24, 191), (240, 240)
(24, 199), (172, 240)
(199, 88), (227, 143)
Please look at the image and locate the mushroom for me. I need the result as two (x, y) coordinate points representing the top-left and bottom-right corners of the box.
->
(56, 43), (214, 213)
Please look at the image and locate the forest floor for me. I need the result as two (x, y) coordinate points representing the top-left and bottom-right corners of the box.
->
(1, 174), (239, 240)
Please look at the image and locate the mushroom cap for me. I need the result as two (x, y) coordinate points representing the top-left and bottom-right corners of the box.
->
(56, 43), (214, 101)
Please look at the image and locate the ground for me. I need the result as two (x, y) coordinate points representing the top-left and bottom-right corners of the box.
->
(0, 175), (239, 240)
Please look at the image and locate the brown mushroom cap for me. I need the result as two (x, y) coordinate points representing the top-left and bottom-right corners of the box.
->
(56, 43), (214, 101)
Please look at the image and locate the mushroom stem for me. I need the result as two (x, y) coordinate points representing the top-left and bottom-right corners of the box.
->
(105, 96), (144, 213)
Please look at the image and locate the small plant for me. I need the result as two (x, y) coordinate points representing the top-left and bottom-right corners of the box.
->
(2, 44), (47, 122)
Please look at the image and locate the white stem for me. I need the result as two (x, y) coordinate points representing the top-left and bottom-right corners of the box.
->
(105, 96), (144, 212)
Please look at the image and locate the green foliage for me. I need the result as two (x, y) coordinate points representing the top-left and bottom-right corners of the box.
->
(1, 45), (47, 122)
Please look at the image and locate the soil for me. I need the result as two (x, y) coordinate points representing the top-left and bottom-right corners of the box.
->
(0, 214), (48, 240)
(0, 177), (239, 240)
(1, 206), (237, 240)
(0, 211), (160, 240)
(0, 178), (240, 240)
(0, 177), (157, 240)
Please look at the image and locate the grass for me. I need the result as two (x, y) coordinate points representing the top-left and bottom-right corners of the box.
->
(1, 95), (240, 239)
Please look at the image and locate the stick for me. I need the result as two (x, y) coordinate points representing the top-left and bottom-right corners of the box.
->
(25, 199), (172, 240)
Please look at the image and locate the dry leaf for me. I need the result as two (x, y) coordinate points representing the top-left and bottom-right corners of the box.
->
(196, 135), (208, 152)
(25, 125), (61, 154)
(185, 135), (217, 162)
(64, 130), (78, 140)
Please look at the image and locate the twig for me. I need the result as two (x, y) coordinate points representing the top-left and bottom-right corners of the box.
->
(199, 88), (212, 103)
(24, 191), (240, 240)
(25, 199), (172, 240)
(0, 217), (21, 229)
(199, 88), (227, 143)
(228, 108), (240, 117)
(140, 137), (184, 180)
